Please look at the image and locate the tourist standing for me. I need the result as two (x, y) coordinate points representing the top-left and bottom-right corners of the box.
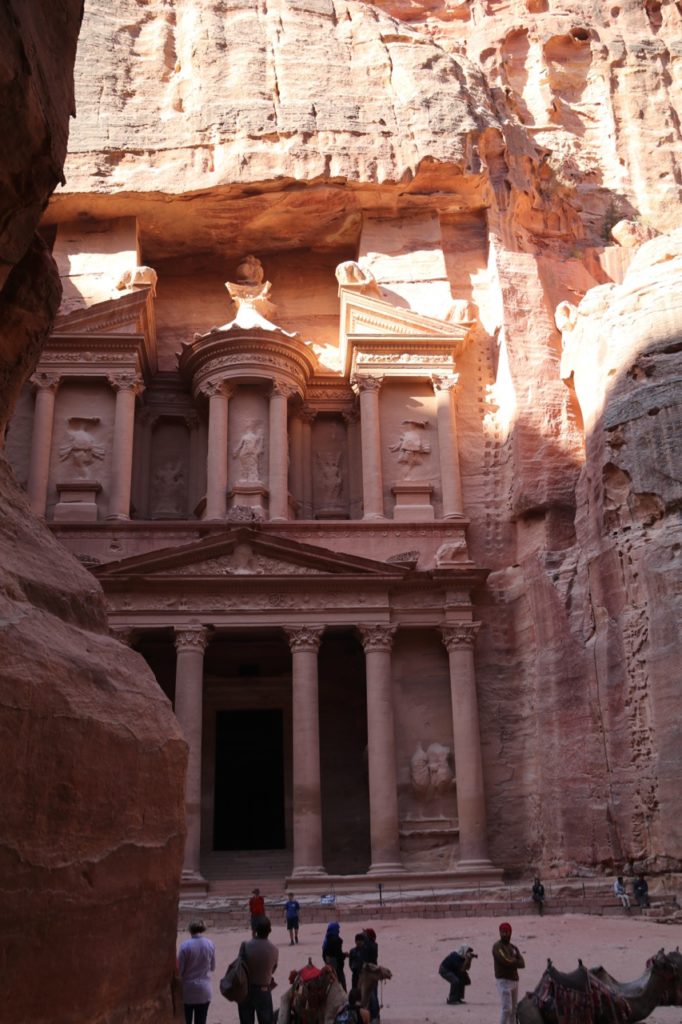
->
(239, 917), (278, 1024)
(633, 874), (650, 908)
(177, 921), (216, 1024)
(284, 891), (300, 945)
(614, 876), (631, 911)
(439, 944), (476, 1005)
(322, 922), (347, 990)
(249, 887), (266, 937)
(531, 877), (545, 915)
(492, 922), (525, 1024)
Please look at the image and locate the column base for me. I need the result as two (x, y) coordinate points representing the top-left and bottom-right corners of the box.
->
(454, 858), (504, 881)
(105, 513), (131, 522)
(180, 868), (209, 895)
(441, 512), (465, 520)
(362, 513), (386, 521)
(290, 865), (327, 878)
(368, 861), (405, 874)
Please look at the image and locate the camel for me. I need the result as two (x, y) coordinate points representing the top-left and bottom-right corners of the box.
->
(277, 962), (392, 1024)
(517, 950), (682, 1024)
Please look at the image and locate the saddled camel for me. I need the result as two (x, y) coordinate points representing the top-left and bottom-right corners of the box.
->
(517, 950), (682, 1024)
(277, 962), (392, 1024)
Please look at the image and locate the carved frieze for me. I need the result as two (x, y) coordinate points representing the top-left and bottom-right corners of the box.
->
(155, 547), (327, 577)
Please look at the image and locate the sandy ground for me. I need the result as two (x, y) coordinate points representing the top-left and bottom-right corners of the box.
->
(183, 914), (682, 1024)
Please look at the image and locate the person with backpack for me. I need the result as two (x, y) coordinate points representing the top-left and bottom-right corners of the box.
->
(177, 920), (216, 1024)
(238, 917), (278, 1024)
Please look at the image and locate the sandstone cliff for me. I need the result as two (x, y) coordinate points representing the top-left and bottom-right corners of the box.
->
(0, 4), (187, 1022)
(38, 0), (682, 880)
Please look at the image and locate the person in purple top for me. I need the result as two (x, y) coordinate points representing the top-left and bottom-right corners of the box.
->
(178, 920), (216, 1024)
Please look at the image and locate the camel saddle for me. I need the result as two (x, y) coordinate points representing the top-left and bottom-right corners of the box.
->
(531, 963), (630, 1024)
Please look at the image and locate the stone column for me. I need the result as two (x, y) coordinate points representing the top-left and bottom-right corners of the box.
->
(27, 371), (60, 517)
(352, 375), (385, 520)
(174, 625), (209, 882)
(107, 372), (144, 521)
(286, 626), (326, 876)
(289, 411), (303, 517)
(441, 623), (494, 868)
(201, 380), (233, 521)
(269, 381), (295, 522)
(343, 405), (361, 519)
(359, 624), (403, 873)
(300, 405), (316, 519)
(432, 374), (464, 519)
(186, 414), (202, 517)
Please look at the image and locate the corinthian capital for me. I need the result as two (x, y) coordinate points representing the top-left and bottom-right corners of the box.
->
(286, 625), (324, 652)
(108, 372), (144, 395)
(30, 371), (60, 392)
(431, 373), (460, 394)
(358, 623), (396, 652)
(271, 380), (298, 400)
(174, 625), (209, 653)
(199, 379), (234, 400)
(441, 622), (481, 651)
(351, 374), (384, 395)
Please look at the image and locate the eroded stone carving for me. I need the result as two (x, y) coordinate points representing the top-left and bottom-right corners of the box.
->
(386, 550), (420, 568)
(115, 265), (158, 295)
(233, 420), (264, 483)
(410, 742), (456, 798)
(151, 461), (185, 517)
(59, 417), (105, 478)
(389, 419), (431, 474)
(316, 451), (343, 504)
(335, 260), (379, 293)
(435, 539), (469, 566)
(226, 504), (266, 524)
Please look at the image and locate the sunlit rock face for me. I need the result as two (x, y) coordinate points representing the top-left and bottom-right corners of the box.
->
(18, 0), (682, 882)
(0, 5), (187, 1023)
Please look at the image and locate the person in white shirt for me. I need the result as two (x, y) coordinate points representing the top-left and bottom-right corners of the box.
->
(178, 921), (216, 1024)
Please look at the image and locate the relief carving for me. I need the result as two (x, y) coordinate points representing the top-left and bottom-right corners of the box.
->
(410, 742), (456, 799)
(389, 419), (431, 475)
(115, 265), (158, 295)
(59, 417), (105, 478)
(435, 539), (470, 566)
(315, 451), (343, 505)
(151, 461), (186, 517)
(232, 420), (264, 483)
(335, 260), (379, 293)
(227, 505), (266, 524)
(286, 625), (325, 651)
(441, 622), (481, 650)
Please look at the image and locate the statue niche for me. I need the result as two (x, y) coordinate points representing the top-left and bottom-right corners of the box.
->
(59, 417), (105, 478)
(389, 419), (431, 477)
(151, 461), (186, 519)
(233, 419), (264, 484)
(399, 741), (457, 870)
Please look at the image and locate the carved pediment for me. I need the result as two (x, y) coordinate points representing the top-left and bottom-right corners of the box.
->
(94, 527), (408, 581)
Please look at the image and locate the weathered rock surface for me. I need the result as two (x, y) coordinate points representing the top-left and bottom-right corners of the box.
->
(0, 4), (187, 1022)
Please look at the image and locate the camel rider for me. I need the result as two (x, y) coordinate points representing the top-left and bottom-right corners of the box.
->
(439, 945), (476, 1005)
(492, 922), (525, 1024)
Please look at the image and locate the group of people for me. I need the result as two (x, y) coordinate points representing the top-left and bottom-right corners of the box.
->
(439, 921), (525, 1024)
(322, 923), (381, 1019)
(614, 873), (650, 910)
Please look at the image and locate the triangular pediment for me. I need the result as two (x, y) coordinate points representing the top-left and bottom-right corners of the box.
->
(341, 290), (472, 342)
(94, 528), (407, 581)
(52, 286), (155, 337)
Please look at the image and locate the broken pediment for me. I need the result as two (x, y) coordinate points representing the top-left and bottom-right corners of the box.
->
(94, 528), (408, 581)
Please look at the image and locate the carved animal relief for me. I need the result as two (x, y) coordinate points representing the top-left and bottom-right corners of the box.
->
(58, 417), (105, 478)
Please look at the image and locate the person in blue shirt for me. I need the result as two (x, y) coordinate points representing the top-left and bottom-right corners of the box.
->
(284, 891), (301, 945)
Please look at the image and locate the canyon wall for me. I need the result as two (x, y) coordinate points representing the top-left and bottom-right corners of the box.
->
(0, 4), (187, 1022)
(34, 0), (682, 879)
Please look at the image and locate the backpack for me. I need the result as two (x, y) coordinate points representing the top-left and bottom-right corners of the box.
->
(219, 942), (249, 1003)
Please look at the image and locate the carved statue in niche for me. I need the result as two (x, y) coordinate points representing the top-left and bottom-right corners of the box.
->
(151, 461), (185, 516)
(58, 417), (105, 478)
(410, 742), (455, 799)
(389, 419), (430, 475)
(315, 451), (343, 504)
(232, 419), (264, 483)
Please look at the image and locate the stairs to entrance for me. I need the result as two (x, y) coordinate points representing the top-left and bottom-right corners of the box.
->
(201, 850), (292, 895)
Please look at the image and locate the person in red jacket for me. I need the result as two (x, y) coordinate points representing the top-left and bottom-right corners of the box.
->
(249, 887), (266, 937)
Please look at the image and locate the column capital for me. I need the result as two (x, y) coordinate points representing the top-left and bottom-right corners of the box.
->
(271, 379), (298, 400)
(198, 379), (234, 400)
(351, 374), (384, 395)
(341, 404), (360, 425)
(441, 622), (481, 651)
(174, 625), (210, 653)
(108, 371), (145, 395)
(30, 370), (60, 393)
(299, 404), (317, 425)
(286, 625), (324, 652)
(110, 626), (137, 646)
(431, 372), (460, 394)
(359, 623), (397, 652)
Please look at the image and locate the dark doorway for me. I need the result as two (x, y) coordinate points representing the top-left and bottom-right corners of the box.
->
(213, 709), (285, 850)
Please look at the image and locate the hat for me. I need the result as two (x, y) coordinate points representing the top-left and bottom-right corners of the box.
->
(457, 945), (474, 957)
(326, 922), (340, 932)
(499, 922), (512, 934)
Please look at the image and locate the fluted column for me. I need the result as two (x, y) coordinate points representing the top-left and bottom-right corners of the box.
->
(359, 624), (403, 872)
(107, 372), (144, 521)
(174, 625), (209, 881)
(27, 371), (60, 516)
(286, 626), (326, 876)
(201, 380), (233, 521)
(432, 374), (464, 518)
(269, 381), (295, 521)
(441, 623), (494, 868)
(300, 405), (316, 518)
(352, 375), (385, 520)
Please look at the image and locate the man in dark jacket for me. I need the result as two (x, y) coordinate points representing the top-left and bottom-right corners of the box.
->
(439, 945), (475, 1005)
(492, 922), (525, 1024)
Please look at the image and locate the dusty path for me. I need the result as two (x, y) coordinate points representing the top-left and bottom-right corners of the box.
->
(184, 913), (682, 1024)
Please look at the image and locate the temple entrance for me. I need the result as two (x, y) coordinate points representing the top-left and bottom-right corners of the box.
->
(213, 709), (286, 850)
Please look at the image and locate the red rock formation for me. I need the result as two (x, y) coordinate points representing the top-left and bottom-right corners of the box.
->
(0, 4), (187, 1022)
